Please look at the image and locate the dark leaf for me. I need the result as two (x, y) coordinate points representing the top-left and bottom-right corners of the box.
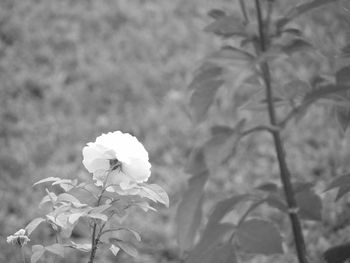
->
(324, 242), (350, 263)
(31, 245), (45, 263)
(185, 147), (207, 176)
(206, 194), (252, 228)
(237, 219), (283, 255)
(281, 38), (313, 55)
(256, 183), (279, 193)
(334, 106), (350, 133)
(208, 9), (226, 19)
(176, 173), (208, 253)
(265, 194), (287, 212)
(282, 28), (303, 37)
(296, 190), (322, 221)
(110, 239), (138, 257)
(204, 13), (244, 37)
(187, 223), (236, 263)
(325, 174), (350, 201)
(190, 78), (224, 122)
(208, 46), (255, 65)
(188, 63), (223, 91)
(336, 65), (350, 84)
(45, 243), (65, 257)
(342, 44), (350, 56)
(303, 84), (350, 104)
(210, 125), (235, 137)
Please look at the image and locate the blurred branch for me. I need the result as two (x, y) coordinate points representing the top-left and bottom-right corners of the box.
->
(239, 0), (249, 24)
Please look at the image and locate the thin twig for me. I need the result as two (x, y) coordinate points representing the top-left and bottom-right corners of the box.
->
(240, 124), (280, 137)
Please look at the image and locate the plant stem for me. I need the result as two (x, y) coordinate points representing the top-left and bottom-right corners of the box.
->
(88, 191), (104, 263)
(254, 1), (309, 263)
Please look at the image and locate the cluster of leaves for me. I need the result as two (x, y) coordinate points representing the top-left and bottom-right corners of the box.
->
(177, 0), (350, 263)
(24, 176), (168, 263)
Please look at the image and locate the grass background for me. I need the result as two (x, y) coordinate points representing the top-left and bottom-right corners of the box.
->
(1, 0), (350, 262)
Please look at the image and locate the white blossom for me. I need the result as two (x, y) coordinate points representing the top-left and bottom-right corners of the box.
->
(6, 229), (30, 246)
(82, 131), (151, 192)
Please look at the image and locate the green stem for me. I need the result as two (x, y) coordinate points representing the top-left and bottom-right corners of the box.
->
(254, 1), (309, 263)
(21, 247), (26, 263)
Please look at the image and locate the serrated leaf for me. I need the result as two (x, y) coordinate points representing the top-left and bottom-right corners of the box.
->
(336, 65), (350, 84)
(204, 13), (244, 37)
(187, 223), (235, 263)
(31, 245), (45, 263)
(207, 194), (252, 228)
(325, 174), (350, 200)
(25, 217), (45, 235)
(296, 190), (322, 221)
(176, 173), (208, 253)
(110, 244), (121, 256)
(237, 219), (283, 255)
(190, 78), (224, 122)
(324, 242), (350, 263)
(33, 177), (61, 186)
(45, 243), (64, 257)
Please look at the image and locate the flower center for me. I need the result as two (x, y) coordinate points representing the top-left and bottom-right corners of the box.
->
(109, 159), (122, 171)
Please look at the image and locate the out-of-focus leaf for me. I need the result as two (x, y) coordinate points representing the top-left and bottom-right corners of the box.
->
(206, 194), (252, 228)
(176, 173), (208, 253)
(324, 242), (350, 263)
(333, 105), (350, 133)
(342, 44), (350, 56)
(185, 146), (207, 176)
(280, 38), (313, 55)
(187, 223), (235, 263)
(204, 120), (244, 172)
(256, 183), (279, 193)
(281, 80), (309, 101)
(45, 243), (65, 257)
(265, 194), (287, 212)
(296, 189), (322, 221)
(204, 13), (244, 37)
(237, 219), (283, 255)
(336, 66), (350, 84)
(303, 84), (350, 104)
(207, 46), (255, 66)
(278, 0), (339, 28)
(207, 9), (226, 19)
(25, 217), (45, 235)
(188, 63), (223, 91)
(31, 245), (45, 263)
(282, 28), (303, 37)
(190, 78), (224, 122)
(325, 174), (350, 201)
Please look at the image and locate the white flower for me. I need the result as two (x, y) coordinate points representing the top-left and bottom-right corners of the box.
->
(6, 229), (30, 246)
(82, 131), (151, 192)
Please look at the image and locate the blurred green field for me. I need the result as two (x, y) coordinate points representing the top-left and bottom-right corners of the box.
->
(1, 0), (350, 262)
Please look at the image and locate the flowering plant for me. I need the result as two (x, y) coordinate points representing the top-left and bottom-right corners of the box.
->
(7, 131), (169, 263)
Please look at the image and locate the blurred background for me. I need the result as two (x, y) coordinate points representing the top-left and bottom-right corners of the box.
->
(1, 0), (350, 262)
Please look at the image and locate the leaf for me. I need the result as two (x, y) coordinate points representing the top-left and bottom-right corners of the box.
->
(208, 46), (255, 66)
(33, 177), (61, 186)
(324, 242), (350, 263)
(45, 243), (65, 257)
(278, 0), (339, 28)
(237, 219), (283, 255)
(336, 66), (350, 84)
(281, 80), (310, 100)
(206, 194), (252, 228)
(176, 173), (208, 253)
(52, 179), (77, 192)
(68, 212), (86, 224)
(90, 204), (111, 214)
(207, 9), (226, 19)
(256, 183), (279, 193)
(185, 146), (207, 176)
(325, 174), (350, 200)
(187, 223), (235, 263)
(107, 227), (142, 242)
(138, 184), (169, 207)
(190, 78), (224, 122)
(281, 38), (313, 55)
(25, 217), (45, 235)
(303, 84), (350, 104)
(188, 63), (223, 91)
(334, 106), (350, 133)
(204, 13), (244, 37)
(342, 44), (350, 56)
(296, 189), (322, 221)
(87, 213), (108, 221)
(70, 241), (91, 252)
(204, 120), (244, 172)
(109, 244), (121, 256)
(57, 193), (85, 207)
(31, 245), (45, 263)
(110, 240), (138, 258)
